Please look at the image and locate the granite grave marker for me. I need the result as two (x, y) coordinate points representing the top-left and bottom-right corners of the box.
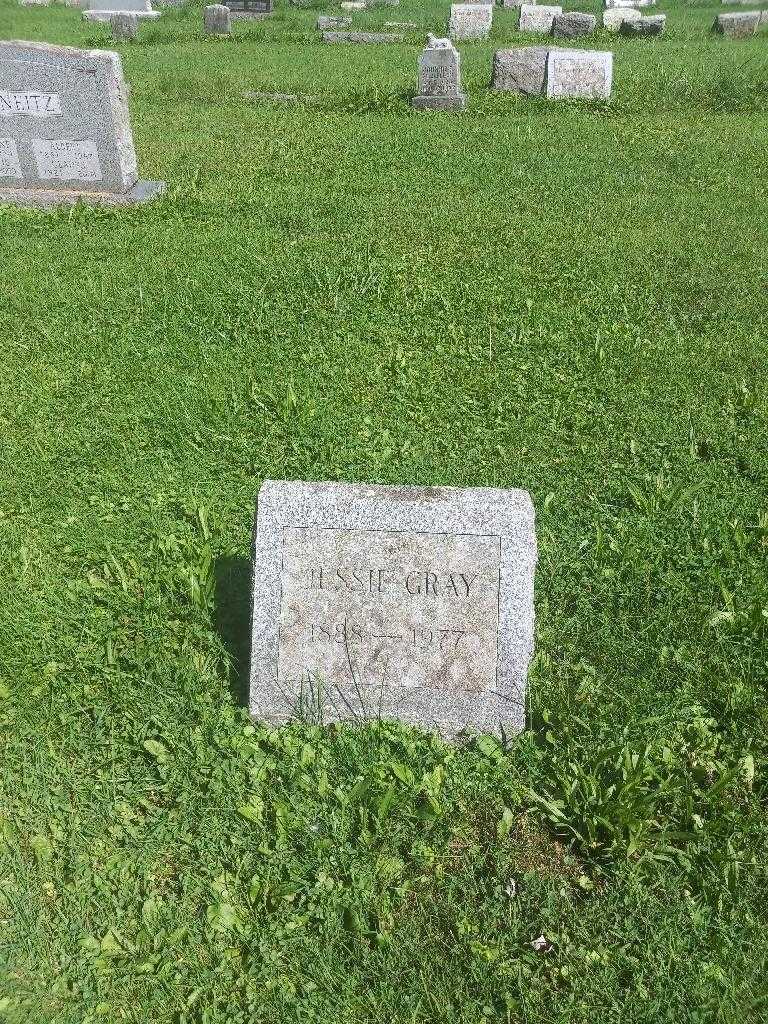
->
(249, 481), (537, 739)
(545, 47), (612, 99)
(412, 35), (466, 110)
(204, 3), (231, 32)
(0, 41), (164, 206)
(519, 3), (562, 32)
(449, 3), (493, 40)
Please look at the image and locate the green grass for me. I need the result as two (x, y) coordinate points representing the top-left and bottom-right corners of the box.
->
(0, 0), (767, 1020)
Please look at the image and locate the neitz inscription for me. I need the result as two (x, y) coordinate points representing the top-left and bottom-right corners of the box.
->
(277, 528), (501, 697)
(0, 91), (62, 117)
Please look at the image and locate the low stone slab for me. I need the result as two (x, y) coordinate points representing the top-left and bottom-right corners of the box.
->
(602, 7), (641, 30)
(545, 47), (612, 99)
(322, 30), (404, 41)
(604, 0), (654, 7)
(714, 10), (761, 34)
(225, 0), (272, 13)
(620, 13), (665, 34)
(110, 11), (138, 37)
(249, 480), (537, 739)
(317, 14), (351, 27)
(385, 19), (417, 27)
(83, 0), (159, 20)
(204, 3), (231, 32)
(492, 46), (548, 93)
(551, 11), (596, 36)
(449, 3), (493, 39)
(501, 0), (526, 7)
(340, 1), (366, 8)
(519, 3), (562, 32)
(0, 179), (165, 206)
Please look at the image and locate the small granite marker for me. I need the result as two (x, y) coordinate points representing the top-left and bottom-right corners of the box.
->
(519, 4), (562, 33)
(620, 13), (665, 34)
(317, 14), (352, 27)
(110, 11), (139, 38)
(545, 48), (612, 99)
(448, 3), (493, 40)
(412, 35), (466, 111)
(322, 30), (404, 42)
(0, 41), (165, 207)
(83, 0), (160, 21)
(492, 46), (549, 93)
(204, 3), (231, 32)
(249, 480), (537, 739)
(714, 10), (761, 34)
(602, 6), (641, 30)
(224, 0), (273, 16)
(551, 11), (596, 36)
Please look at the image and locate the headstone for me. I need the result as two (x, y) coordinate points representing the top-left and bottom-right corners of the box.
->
(317, 14), (352, 27)
(249, 480), (537, 739)
(322, 30), (404, 41)
(83, 0), (160, 20)
(604, 0), (654, 7)
(519, 4), (562, 32)
(492, 46), (548, 93)
(412, 35), (466, 110)
(110, 11), (139, 37)
(0, 42), (165, 207)
(501, 0), (527, 7)
(620, 13), (665, 34)
(551, 11), (596, 36)
(204, 3), (231, 31)
(340, 1), (366, 8)
(385, 20), (417, 27)
(448, 3), (493, 40)
(713, 10), (761, 34)
(225, 0), (272, 16)
(602, 6), (641, 30)
(545, 47), (612, 99)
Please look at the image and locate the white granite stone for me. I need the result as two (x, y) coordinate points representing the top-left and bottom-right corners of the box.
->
(412, 35), (466, 110)
(602, 6), (641, 30)
(714, 10), (761, 34)
(322, 30), (404, 41)
(449, 3), (493, 40)
(110, 11), (139, 38)
(249, 480), (537, 739)
(204, 3), (231, 32)
(545, 47), (612, 99)
(317, 14), (352, 27)
(83, 0), (159, 21)
(0, 41), (164, 206)
(519, 3), (562, 32)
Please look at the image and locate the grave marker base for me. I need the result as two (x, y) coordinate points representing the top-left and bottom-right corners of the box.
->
(0, 179), (165, 208)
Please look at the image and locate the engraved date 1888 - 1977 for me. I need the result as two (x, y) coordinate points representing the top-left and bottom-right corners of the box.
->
(309, 621), (471, 651)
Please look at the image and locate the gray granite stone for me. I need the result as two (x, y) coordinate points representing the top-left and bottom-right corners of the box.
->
(249, 480), (537, 739)
(317, 14), (352, 27)
(602, 7), (641, 30)
(491, 46), (548, 93)
(412, 35), (466, 111)
(449, 3), (493, 40)
(204, 3), (231, 32)
(545, 47), (612, 99)
(620, 13), (665, 34)
(0, 41), (164, 205)
(501, 0), (526, 6)
(604, 0), (653, 7)
(110, 12), (138, 38)
(519, 3), (562, 32)
(340, 2), (366, 8)
(83, 0), (160, 21)
(385, 19), (417, 27)
(0, 178), (165, 206)
(713, 10), (761, 34)
(225, 0), (272, 13)
(322, 30), (404, 41)
(551, 11), (596, 36)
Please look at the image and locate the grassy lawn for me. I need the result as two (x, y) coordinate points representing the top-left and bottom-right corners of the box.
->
(0, 0), (767, 1020)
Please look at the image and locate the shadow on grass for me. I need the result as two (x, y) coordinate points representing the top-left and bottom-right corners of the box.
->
(214, 555), (251, 708)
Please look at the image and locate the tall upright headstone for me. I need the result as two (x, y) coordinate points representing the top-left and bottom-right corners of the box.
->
(249, 480), (537, 739)
(204, 3), (231, 33)
(519, 3), (562, 32)
(412, 35), (466, 110)
(0, 42), (165, 207)
(110, 12), (139, 39)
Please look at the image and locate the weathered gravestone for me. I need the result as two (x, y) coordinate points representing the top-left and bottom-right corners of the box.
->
(604, 0), (654, 7)
(340, 2), (366, 9)
(225, 0), (272, 16)
(714, 10), (761, 34)
(249, 481), (537, 739)
(551, 11), (596, 36)
(317, 14), (352, 27)
(448, 3), (493, 40)
(545, 48), (612, 99)
(412, 35), (466, 110)
(602, 6), (641, 30)
(83, 0), (159, 21)
(385, 20), (417, 27)
(204, 3), (231, 32)
(0, 42), (165, 207)
(620, 13), (665, 34)
(501, 0), (527, 7)
(519, 4), (562, 32)
(110, 12), (138, 38)
(322, 30), (404, 41)
(492, 45), (548, 93)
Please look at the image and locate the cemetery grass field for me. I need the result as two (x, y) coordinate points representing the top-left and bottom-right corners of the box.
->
(1, 0), (767, 1020)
